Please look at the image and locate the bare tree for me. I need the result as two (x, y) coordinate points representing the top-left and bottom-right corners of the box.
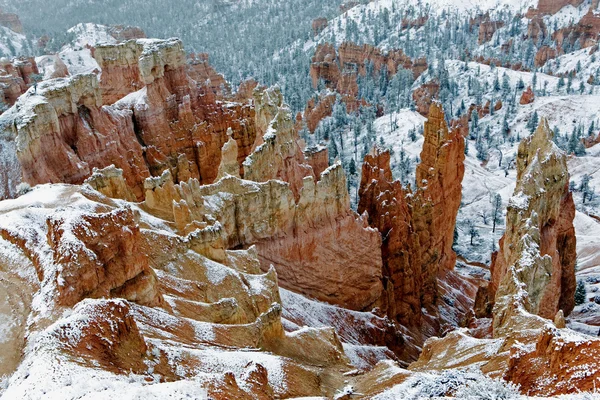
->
(492, 194), (502, 233)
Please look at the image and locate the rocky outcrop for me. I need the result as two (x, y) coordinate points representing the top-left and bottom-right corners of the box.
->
(553, 10), (600, 51)
(216, 128), (241, 179)
(535, 45), (557, 67)
(144, 157), (384, 312)
(489, 119), (576, 335)
(0, 57), (39, 111)
(528, 16), (548, 43)
(0, 8), (23, 33)
(187, 53), (231, 96)
(532, 0), (584, 15)
(0, 38), (257, 200)
(107, 25), (146, 41)
(0, 183), (365, 399)
(244, 86), (314, 198)
(303, 94), (336, 132)
(478, 19), (504, 44)
(505, 327), (600, 395)
(358, 103), (465, 349)
(304, 145), (329, 178)
(310, 42), (427, 90)
(312, 17), (328, 36)
(310, 43), (340, 89)
(520, 86), (535, 105)
(412, 81), (440, 117)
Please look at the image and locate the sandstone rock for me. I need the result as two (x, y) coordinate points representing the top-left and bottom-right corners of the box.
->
(528, 16), (547, 43)
(304, 94), (336, 132)
(244, 86), (314, 198)
(0, 8), (23, 33)
(358, 103), (465, 350)
(535, 45), (557, 67)
(304, 145), (329, 179)
(0, 57), (39, 111)
(478, 19), (504, 44)
(216, 128), (241, 179)
(536, 0), (584, 15)
(490, 119), (577, 335)
(312, 17), (328, 36)
(0, 38), (258, 200)
(505, 327), (600, 395)
(84, 165), (138, 202)
(187, 52), (231, 96)
(412, 81), (440, 117)
(520, 86), (535, 105)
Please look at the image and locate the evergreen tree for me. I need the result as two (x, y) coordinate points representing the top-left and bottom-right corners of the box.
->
(575, 280), (586, 306)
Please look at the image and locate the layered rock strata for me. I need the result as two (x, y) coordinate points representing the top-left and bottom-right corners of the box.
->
(358, 102), (465, 346)
(489, 119), (577, 334)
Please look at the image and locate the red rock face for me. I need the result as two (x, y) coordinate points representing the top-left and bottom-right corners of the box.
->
(528, 16), (547, 43)
(304, 94), (336, 132)
(358, 103), (465, 349)
(0, 57), (38, 111)
(412, 81), (440, 117)
(536, 0), (584, 15)
(520, 86), (535, 105)
(413, 103), (466, 312)
(312, 17), (328, 36)
(0, 194), (162, 309)
(310, 43), (340, 89)
(310, 42), (427, 90)
(478, 19), (504, 44)
(3, 39), (258, 200)
(358, 149), (422, 329)
(553, 10), (600, 51)
(187, 53), (231, 96)
(535, 45), (557, 67)
(304, 146), (329, 179)
(505, 328), (600, 395)
(0, 8), (23, 33)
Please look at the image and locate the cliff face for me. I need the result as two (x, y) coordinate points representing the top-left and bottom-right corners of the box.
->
(0, 8), (23, 33)
(0, 57), (39, 111)
(408, 119), (597, 396)
(0, 38), (257, 200)
(0, 184), (364, 399)
(536, 0), (584, 15)
(143, 138), (383, 312)
(478, 19), (504, 44)
(310, 42), (427, 91)
(490, 119), (577, 335)
(358, 103), (465, 347)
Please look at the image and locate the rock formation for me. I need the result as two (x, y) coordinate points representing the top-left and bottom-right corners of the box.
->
(0, 8), (23, 33)
(358, 102), (465, 350)
(0, 184), (369, 399)
(0, 57), (38, 111)
(312, 17), (328, 36)
(478, 19), (504, 44)
(520, 86), (535, 105)
(535, 0), (584, 15)
(186, 53), (231, 96)
(410, 121), (591, 396)
(412, 81), (440, 117)
(310, 42), (427, 90)
(488, 119), (577, 334)
(0, 38), (257, 200)
(535, 45), (557, 67)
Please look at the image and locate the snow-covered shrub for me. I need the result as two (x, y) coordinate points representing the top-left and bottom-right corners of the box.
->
(16, 182), (31, 196)
(454, 373), (521, 400)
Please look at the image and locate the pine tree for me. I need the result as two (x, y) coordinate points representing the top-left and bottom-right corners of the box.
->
(575, 280), (586, 305)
